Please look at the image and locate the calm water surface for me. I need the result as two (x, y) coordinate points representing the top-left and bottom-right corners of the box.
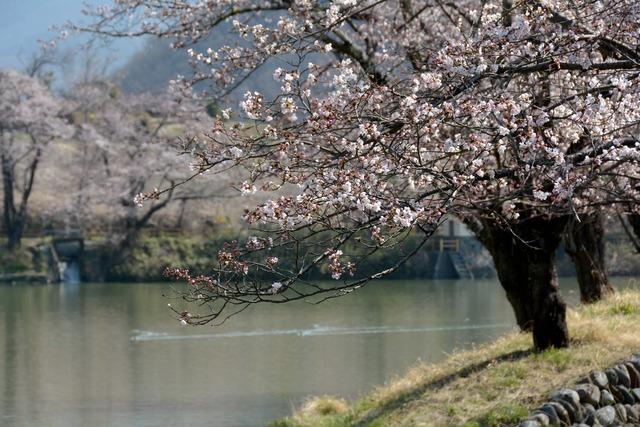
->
(1, 277), (638, 427)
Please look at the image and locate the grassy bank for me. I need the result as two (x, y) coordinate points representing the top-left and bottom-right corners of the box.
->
(273, 287), (640, 427)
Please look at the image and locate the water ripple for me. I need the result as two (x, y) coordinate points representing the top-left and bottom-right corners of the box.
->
(131, 323), (513, 342)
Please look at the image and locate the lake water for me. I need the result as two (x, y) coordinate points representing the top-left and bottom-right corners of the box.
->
(1, 277), (638, 427)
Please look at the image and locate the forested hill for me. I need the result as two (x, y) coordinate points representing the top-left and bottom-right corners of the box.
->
(115, 38), (192, 95)
(114, 25), (282, 104)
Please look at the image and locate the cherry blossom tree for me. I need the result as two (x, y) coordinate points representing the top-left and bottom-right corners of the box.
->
(67, 80), (213, 252)
(0, 70), (71, 251)
(72, 0), (640, 349)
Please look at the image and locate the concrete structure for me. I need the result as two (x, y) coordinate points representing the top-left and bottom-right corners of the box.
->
(428, 218), (475, 280)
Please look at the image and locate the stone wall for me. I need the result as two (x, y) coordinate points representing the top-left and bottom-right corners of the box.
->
(518, 354), (640, 426)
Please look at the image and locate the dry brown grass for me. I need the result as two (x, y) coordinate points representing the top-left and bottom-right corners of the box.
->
(272, 287), (640, 427)
(300, 396), (350, 417)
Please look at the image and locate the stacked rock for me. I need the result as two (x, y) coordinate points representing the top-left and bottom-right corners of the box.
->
(517, 354), (640, 426)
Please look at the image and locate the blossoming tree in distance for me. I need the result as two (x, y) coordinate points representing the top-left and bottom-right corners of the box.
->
(73, 0), (640, 349)
(0, 70), (71, 251)
(64, 77), (235, 283)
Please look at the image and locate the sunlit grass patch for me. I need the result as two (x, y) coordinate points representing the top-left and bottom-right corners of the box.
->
(472, 402), (529, 426)
(534, 347), (573, 372)
(270, 396), (351, 427)
(273, 288), (640, 426)
(300, 396), (349, 416)
(609, 301), (639, 315)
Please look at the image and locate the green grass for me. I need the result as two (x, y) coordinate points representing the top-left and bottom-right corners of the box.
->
(534, 347), (573, 372)
(474, 403), (529, 426)
(609, 301), (639, 315)
(0, 246), (37, 274)
(273, 288), (640, 426)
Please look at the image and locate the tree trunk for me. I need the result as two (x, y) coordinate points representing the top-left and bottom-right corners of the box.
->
(564, 212), (614, 303)
(477, 216), (569, 350)
(2, 153), (19, 251)
(526, 221), (570, 350)
(103, 187), (176, 279)
(2, 145), (41, 252)
(6, 223), (23, 251)
(630, 214), (640, 244)
(479, 222), (535, 331)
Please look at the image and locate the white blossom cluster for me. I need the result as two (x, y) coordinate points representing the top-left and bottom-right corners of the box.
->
(75, 0), (640, 307)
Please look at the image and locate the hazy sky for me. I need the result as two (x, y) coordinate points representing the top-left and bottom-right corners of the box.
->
(0, 0), (142, 71)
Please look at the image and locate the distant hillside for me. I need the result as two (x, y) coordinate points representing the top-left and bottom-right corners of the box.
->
(114, 26), (284, 105)
(115, 38), (193, 95)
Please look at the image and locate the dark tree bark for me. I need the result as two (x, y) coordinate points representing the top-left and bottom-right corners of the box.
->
(630, 214), (640, 247)
(118, 183), (175, 252)
(618, 213), (640, 253)
(101, 183), (176, 280)
(564, 212), (614, 303)
(476, 221), (534, 331)
(467, 215), (569, 350)
(2, 154), (20, 251)
(2, 146), (41, 251)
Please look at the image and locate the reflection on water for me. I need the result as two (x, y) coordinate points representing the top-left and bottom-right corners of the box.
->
(0, 277), (637, 427)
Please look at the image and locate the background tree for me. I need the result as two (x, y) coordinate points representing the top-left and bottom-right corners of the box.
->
(630, 215), (640, 250)
(68, 81), (213, 251)
(63, 76), (243, 283)
(0, 69), (70, 251)
(564, 213), (614, 303)
(73, 0), (640, 349)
